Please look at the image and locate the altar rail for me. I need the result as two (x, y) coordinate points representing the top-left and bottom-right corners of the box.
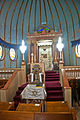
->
(63, 66), (80, 78)
(0, 67), (26, 102)
(60, 69), (72, 108)
(60, 66), (80, 107)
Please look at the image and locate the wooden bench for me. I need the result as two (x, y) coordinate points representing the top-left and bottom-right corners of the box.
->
(45, 101), (70, 112)
(0, 102), (10, 110)
(16, 103), (42, 112)
(35, 112), (73, 120)
(8, 102), (16, 111)
(0, 111), (34, 120)
(0, 111), (73, 120)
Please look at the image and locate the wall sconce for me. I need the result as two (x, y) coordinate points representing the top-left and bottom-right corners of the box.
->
(19, 40), (27, 60)
(56, 37), (64, 61)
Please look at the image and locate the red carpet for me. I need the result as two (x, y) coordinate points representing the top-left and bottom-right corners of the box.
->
(45, 71), (64, 101)
(13, 83), (28, 109)
(13, 71), (64, 109)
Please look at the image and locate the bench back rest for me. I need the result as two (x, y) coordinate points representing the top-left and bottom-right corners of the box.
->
(16, 103), (42, 112)
(45, 101), (70, 112)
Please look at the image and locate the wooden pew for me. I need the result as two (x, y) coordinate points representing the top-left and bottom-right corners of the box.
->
(35, 112), (73, 120)
(45, 101), (70, 112)
(0, 102), (10, 110)
(8, 102), (16, 111)
(0, 111), (34, 120)
(16, 103), (42, 112)
(0, 111), (73, 120)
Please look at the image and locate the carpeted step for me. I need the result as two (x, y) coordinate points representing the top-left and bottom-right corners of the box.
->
(45, 75), (60, 78)
(18, 83), (28, 90)
(45, 71), (64, 101)
(47, 90), (63, 96)
(46, 73), (59, 76)
(13, 95), (21, 101)
(45, 71), (56, 74)
(46, 86), (62, 90)
(45, 77), (59, 81)
(46, 81), (61, 87)
(46, 95), (64, 101)
(16, 89), (22, 95)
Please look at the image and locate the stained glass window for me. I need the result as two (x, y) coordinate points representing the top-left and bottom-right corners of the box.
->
(9, 48), (16, 60)
(0, 45), (3, 59)
(37, 24), (52, 33)
(75, 44), (80, 57)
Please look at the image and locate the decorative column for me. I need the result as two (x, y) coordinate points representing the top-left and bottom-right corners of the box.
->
(33, 41), (37, 63)
(59, 51), (64, 69)
(36, 42), (39, 63)
(27, 41), (31, 63)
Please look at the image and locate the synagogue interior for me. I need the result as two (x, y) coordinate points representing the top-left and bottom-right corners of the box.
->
(0, 0), (80, 120)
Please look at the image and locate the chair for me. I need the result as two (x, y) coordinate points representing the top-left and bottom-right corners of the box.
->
(28, 63), (45, 84)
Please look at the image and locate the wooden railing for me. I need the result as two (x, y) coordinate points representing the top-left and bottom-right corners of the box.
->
(0, 67), (26, 102)
(63, 66), (80, 79)
(60, 69), (72, 108)
(60, 66), (80, 108)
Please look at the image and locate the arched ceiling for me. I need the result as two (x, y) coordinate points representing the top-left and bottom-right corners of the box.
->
(0, 0), (80, 66)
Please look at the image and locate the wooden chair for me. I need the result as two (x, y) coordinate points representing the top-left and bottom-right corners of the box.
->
(28, 63), (45, 84)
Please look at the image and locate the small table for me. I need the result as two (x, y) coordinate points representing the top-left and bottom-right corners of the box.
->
(21, 84), (46, 111)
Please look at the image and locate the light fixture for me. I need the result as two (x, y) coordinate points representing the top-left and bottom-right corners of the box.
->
(19, 40), (27, 60)
(56, 37), (64, 60)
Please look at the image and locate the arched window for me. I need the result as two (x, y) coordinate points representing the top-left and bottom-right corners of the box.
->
(9, 48), (16, 60)
(75, 44), (80, 57)
(0, 45), (5, 60)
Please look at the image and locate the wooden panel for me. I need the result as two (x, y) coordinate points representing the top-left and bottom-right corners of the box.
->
(16, 103), (41, 112)
(0, 102), (9, 110)
(8, 102), (15, 111)
(45, 101), (70, 112)
(35, 112), (73, 120)
(0, 111), (34, 120)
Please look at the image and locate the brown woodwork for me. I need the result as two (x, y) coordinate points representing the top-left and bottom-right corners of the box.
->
(27, 30), (62, 65)
(45, 101), (70, 112)
(0, 111), (34, 120)
(27, 30), (62, 41)
(35, 112), (73, 120)
(0, 102), (10, 110)
(16, 103), (41, 112)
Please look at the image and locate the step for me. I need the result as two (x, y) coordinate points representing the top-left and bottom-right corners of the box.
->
(46, 86), (62, 90)
(46, 75), (60, 78)
(47, 90), (63, 96)
(46, 73), (59, 76)
(45, 78), (60, 81)
(16, 90), (22, 95)
(46, 81), (61, 87)
(13, 95), (21, 101)
(18, 83), (28, 90)
(45, 71), (56, 73)
(46, 96), (64, 101)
